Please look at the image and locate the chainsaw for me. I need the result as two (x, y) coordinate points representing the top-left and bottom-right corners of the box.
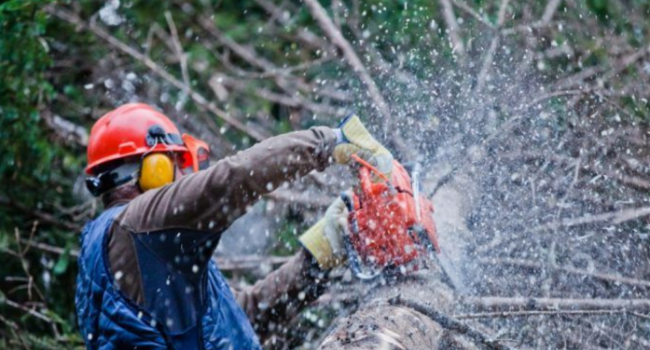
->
(341, 154), (442, 281)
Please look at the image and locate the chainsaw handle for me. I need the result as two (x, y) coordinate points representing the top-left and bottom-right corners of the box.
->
(342, 233), (380, 281)
(341, 192), (356, 231)
(351, 154), (396, 201)
(340, 192), (382, 281)
(351, 154), (390, 183)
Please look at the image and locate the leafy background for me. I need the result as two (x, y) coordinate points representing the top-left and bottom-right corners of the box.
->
(1, 0), (650, 349)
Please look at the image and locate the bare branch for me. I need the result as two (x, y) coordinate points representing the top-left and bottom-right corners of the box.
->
(252, 0), (335, 54)
(301, 0), (393, 133)
(389, 295), (518, 350)
(601, 44), (650, 81)
(479, 257), (650, 288)
(465, 297), (650, 312)
(264, 188), (333, 208)
(209, 74), (347, 117)
(198, 15), (351, 109)
(556, 43), (650, 90)
(612, 173), (650, 191)
(46, 5), (268, 141)
(19, 238), (78, 257)
(3, 298), (54, 324)
(455, 309), (631, 319)
(198, 16), (276, 72)
(532, 206), (650, 232)
(496, 0), (510, 25)
(0, 195), (81, 231)
(213, 255), (292, 271)
(541, 0), (562, 24)
(439, 0), (466, 61)
(452, 0), (495, 29)
(164, 11), (191, 93)
(474, 0), (510, 94)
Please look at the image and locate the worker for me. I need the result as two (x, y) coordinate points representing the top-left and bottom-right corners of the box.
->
(76, 103), (392, 350)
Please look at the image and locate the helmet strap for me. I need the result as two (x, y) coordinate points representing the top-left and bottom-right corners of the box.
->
(85, 163), (140, 197)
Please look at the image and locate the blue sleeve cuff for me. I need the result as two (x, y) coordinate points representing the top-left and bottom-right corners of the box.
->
(333, 128), (346, 144)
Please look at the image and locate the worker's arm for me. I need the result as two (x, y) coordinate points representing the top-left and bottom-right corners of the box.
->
(232, 249), (328, 343)
(117, 127), (336, 234)
(107, 127), (336, 305)
(233, 194), (350, 342)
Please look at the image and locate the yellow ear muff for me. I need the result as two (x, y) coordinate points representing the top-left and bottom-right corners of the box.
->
(139, 153), (175, 192)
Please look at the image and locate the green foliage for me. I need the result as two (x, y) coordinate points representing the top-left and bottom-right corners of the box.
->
(586, 0), (609, 21)
(272, 218), (306, 256)
(1, 0), (55, 189)
(0, 1), (84, 348)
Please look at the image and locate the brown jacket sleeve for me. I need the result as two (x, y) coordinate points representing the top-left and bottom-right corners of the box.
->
(117, 126), (336, 233)
(232, 249), (327, 343)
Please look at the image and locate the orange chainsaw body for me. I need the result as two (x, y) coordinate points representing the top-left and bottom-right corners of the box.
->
(347, 160), (440, 271)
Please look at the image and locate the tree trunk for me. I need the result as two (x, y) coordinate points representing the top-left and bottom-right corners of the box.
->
(318, 273), (456, 350)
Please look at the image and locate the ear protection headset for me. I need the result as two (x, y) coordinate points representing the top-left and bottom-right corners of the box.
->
(138, 152), (176, 192)
(85, 125), (209, 196)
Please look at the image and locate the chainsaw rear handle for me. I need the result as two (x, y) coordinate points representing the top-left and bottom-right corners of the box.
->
(341, 192), (382, 281)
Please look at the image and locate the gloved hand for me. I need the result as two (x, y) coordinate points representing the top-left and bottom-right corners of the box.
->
(333, 115), (393, 181)
(299, 195), (350, 270)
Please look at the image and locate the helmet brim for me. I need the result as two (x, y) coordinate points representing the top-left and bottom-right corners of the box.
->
(85, 144), (188, 175)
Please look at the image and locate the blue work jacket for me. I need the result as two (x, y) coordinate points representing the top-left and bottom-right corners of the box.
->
(75, 205), (261, 350)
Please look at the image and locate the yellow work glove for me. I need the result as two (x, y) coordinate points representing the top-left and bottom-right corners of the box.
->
(299, 196), (349, 270)
(333, 115), (393, 181)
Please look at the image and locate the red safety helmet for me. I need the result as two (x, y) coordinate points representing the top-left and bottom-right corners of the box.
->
(85, 103), (189, 175)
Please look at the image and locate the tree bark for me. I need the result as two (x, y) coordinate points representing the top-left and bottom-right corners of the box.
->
(318, 272), (455, 350)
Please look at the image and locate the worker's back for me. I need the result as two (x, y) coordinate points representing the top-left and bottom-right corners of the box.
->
(75, 205), (260, 350)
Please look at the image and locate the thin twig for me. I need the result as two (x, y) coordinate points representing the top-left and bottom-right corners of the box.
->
(208, 74), (347, 117)
(14, 224), (45, 302)
(630, 311), (650, 320)
(214, 255), (292, 271)
(18, 239), (79, 257)
(451, 0), (494, 29)
(541, 0), (562, 24)
(198, 16), (276, 72)
(3, 298), (53, 324)
(474, 0), (510, 95)
(164, 11), (191, 97)
(198, 15), (350, 110)
(0, 195), (81, 231)
(252, 0), (335, 54)
(500, 20), (558, 36)
(556, 43), (650, 90)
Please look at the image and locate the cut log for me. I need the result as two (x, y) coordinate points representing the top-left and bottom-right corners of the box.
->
(318, 272), (455, 350)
